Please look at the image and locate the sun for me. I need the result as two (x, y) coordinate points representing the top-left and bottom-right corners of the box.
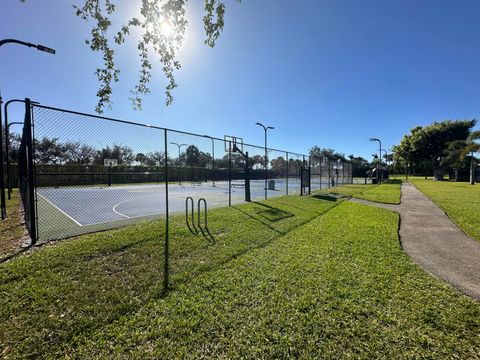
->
(145, 15), (175, 38)
(160, 18), (174, 37)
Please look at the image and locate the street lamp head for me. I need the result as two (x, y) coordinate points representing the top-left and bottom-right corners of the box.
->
(369, 137), (379, 142)
(255, 122), (262, 126)
(267, 126), (274, 130)
(36, 44), (56, 55)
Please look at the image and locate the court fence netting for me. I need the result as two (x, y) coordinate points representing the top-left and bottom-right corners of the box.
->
(8, 98), (353, 290)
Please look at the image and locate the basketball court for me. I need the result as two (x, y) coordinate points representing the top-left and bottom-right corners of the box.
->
(34, 178), (310, 241)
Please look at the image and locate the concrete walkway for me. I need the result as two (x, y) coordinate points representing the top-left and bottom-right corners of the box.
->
(350, 182), (480, 300)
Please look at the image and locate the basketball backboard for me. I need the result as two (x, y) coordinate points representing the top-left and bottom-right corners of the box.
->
(224, 135), (244, 153)
(104, 158), (118, 167)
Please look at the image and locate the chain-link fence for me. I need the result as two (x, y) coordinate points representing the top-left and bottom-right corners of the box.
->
(3, 98), (358, 290)
(12, 99), (353, 247)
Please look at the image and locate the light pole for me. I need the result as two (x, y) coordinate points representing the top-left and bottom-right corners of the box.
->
(6, 122), (23, 199)
(369, 137), (382, 183)
(379, 149), (388, 179)
(0, 39), (56, 54)
(170, 142), (187, 185)
(0, 39), (55, 220)
(256, 122), (274, 200)
(203, 135), (215, 187)
(5, 99), (31, 199)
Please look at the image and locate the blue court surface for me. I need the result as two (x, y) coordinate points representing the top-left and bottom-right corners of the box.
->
(36, 179), (309, 227)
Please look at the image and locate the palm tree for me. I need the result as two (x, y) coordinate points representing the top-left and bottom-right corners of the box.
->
(461, 131), (480, 185)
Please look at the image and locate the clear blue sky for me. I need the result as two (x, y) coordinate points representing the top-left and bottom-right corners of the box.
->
(2, 0), (480, 160)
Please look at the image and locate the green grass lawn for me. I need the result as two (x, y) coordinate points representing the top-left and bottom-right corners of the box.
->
(1, 192), (479, 358)
(411, 178), (480, 241)
(0, 190), (27, 260)
(0, 194), (339, 358)
(317, 180), (402, 204)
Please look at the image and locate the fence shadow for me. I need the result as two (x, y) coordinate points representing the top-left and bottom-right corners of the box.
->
(311, 194), (338, 202)
(232, 206), (288, 235)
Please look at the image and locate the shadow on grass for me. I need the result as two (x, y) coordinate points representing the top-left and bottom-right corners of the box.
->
(1, 231), (161, 286)
(232, 206), (287, 235)
(251, 202), (294, 222)
(386, 179), (402, 184)
(199, 226), (215, 244)
(0, 244), (34, 266)
(311, 195), (338, 202)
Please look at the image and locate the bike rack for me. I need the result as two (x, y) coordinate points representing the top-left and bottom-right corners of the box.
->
(197, 198), (208, 232)
(198, 198), (214, 243)
(185, 197), (214, 242)
(185, 197), (197, 234)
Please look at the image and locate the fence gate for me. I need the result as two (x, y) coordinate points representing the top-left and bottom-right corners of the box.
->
(300, 165), (311, 196)
(18, 99), (37, 243)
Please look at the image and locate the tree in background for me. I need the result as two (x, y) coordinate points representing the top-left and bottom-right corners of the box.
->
(64, 142), (97, 165)
(347, 155), (370, 177)
(20, 0), (240, 113)
(251, 155), (264, 170)
(94, 144), (135, 165)
(309, 146), (346, 164)
(392, 120), (476, 180)
(135, 151), (167, 166)
(1, 125), (21, 164)
(392, 136), (414, 179)
(441, 141), (468, 182)
(135, 153), (148, 165)
(182, 145), (211, 167)
(35, 137), (67, 164)
(461, 130), (480, 185)
(270, 156), (286, 174)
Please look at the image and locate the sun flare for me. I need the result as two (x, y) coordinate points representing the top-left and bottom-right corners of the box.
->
(160, 18), (174, 37)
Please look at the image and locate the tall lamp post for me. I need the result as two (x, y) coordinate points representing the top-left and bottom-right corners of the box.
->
(6, 122), (24, 199)
(5, 99), (32, 199)
(369, 137), (382, 184)
(170, 142), (187, 185)
(379, 149), (388, 180)
(203, 135), (215, 187)
(0, 39), (56, 220)
(255, 122), (274, 200)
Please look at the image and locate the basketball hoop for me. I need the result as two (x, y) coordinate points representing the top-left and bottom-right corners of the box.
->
(104, 159), (118, 167)
(224, 135), (244, 153)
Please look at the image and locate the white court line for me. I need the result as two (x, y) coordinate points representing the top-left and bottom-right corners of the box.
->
(37, 192), (84, 227)
(112, 194), (156, 219)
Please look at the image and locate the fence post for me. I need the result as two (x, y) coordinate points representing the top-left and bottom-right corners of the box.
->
(0, 94), (6, 220)
(300, 165), (304, 196)
(308, 160), (311, 195)
(25, 99), (37, 244)
(319, 159), (322, 189)
(228, 141), (231, 207)
(327, 160), (330, 188)
(245, 151), (251, 202)
(286, 152), (289, 195)
(163, 129), (169, 293)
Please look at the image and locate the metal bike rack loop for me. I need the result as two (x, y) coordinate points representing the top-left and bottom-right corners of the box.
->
(185, 196), (197, 234)
(197, 198), (208, 232)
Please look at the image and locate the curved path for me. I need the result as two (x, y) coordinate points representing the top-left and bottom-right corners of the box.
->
(350, 182), (480, 300)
